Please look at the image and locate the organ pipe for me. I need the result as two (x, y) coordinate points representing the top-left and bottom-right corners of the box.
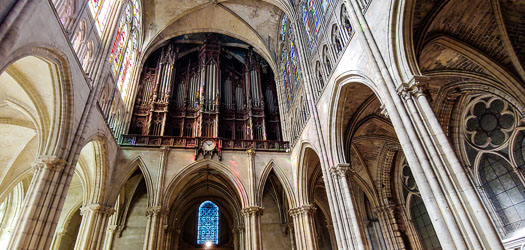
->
(130, 35), (281, 142)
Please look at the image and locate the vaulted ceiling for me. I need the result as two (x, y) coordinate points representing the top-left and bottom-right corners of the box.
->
(141, 0), (290, 68)
(413, 0), (525, 83)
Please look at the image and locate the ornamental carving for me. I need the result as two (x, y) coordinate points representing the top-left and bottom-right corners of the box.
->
(464, 96), (516, 150)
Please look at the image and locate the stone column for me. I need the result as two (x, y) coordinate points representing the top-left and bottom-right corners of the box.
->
(102, 224), (119, 250)
(374, 205), (405, 250)
(289, 205), (319, 250)
(326, 223), (337, 250)
(8, 156), (72, 250)
(143, 206), (167, 250)
(330, 164), (366, 250)
(406, 79), (502, 249)
(241, 206), (263, 250)
(74, 204), (115, 250)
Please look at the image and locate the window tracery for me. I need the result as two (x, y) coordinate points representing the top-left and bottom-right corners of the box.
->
(279, 15), (302, 108)
(88, 0), (115, 35)
(462, 94), (525, 237)
(400, 162), (441, 250)
(197, 201), (219, 245)
(109, 0), (141, 101)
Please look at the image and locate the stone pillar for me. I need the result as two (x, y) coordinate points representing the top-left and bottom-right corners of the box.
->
(102, 224), (118, 250)
(241, 206), (263, 250)
(74, 204), (115, 250)
(406, 79), (502, 249)
(326, 223), (337, 250)
(8, 156), (71, 250)
(143, 206), (167, 250)
(374, 205), (405, 249)
(330, 164), (366, 250)
(289, 205), (319, 250)
(237, 225), (245, 250)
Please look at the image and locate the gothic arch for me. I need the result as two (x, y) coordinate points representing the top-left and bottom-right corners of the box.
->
(327, 71), (380, 165)
(0, 44), (74, 159)
(164, 159), (249, 208)
(75, 136), (110, 204)
(296, 141), (323, 205)
(256, 160), (297, 208)
(109, 156), (154, 206)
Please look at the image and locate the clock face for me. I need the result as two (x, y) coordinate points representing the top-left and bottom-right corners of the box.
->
(202, 140), (216, 151)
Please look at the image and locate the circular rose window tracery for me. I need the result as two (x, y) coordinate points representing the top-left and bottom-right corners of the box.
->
(464, 96), (516, 150)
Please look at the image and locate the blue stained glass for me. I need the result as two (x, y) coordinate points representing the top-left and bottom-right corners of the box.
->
(197, 201), (219, 245)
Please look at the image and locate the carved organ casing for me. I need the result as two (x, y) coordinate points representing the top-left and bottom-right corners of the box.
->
(130, 34), (282, 143)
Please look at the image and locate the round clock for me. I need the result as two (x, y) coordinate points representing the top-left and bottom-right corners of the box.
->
(202, 140), (216, 151)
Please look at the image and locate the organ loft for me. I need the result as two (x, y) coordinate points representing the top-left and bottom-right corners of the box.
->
(127, 34), (286, 157)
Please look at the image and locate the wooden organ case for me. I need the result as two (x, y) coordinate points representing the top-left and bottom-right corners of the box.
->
(127, 34), (285, 155)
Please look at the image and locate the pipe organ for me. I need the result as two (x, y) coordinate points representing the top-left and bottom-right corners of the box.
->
(130, 34), (282, 146)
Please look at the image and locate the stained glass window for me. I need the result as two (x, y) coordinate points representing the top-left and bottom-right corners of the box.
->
(197, 201), (219, 245)
(410, 195), (442, 250)
(302, 5), (313, 46)
(279, 15), (302, 107)
(321, 0), (330, 13)
(88, 0), (115, 34)
(401, 163), (442, 249)
(309, 0), (321, 32)
(110, 0), (141, 101)
(480, 154), (525, 234)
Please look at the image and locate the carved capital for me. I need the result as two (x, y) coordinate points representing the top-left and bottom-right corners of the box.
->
(31, 156), (67, 172)
(146, 206), (167, 217)
(396, 83), (412, 100)
(80, 203), (115, 216)
(289, 205), (317, 217)
(329, 163), (352, 178)
(241, 206), (263, 216)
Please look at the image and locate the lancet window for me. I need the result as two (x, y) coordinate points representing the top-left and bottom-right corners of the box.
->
(279, 15), (302, 108)
(462, 94), (525, 237)
(400, 162), (441, 249)
(197, 201), (219, 245)
(109, 0), (142, 101)
(301, 0), (332, 48)
(88, 0), (115, 35)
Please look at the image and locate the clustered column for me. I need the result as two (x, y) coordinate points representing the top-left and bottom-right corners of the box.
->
(289, 205), (319, 250)
(75, 204), (115, 250)
(143, 206), (168, 250)
(241, 206), (263, 250)
(8, 156), (69, 250)
(329, 163), (365, 250)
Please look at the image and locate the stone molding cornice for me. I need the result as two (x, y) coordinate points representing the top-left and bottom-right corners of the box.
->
(145, 206), (167, 217)
(31, 156), (67, 172)
(241, 206), (263, 216)
(289, 205), (317, 217)
(329, 163), (352, 178)
(80, 203), (115, 216)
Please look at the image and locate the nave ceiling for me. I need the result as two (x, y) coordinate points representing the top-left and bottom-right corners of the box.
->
(142, 0), (288, 68)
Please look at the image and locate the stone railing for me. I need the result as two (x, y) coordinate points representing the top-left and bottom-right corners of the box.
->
(121, 135), (289, 152)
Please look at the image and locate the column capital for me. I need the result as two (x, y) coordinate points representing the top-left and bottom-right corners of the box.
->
(396, 83), (412, 100)
(241, 206), (263, 216)
(145, 206), (167, 217)
(289, 204), (317, 217)
(380, 103), (389, 118)
(329, 163), (352, 178)
(31, 155), (67, 172)
(80, 203), (115, 216)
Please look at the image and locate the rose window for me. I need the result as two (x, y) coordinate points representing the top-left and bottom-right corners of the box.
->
(465, 96), (516, 149)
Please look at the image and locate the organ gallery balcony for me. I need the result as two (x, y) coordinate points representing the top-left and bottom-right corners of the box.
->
(121, 135), (289, 152)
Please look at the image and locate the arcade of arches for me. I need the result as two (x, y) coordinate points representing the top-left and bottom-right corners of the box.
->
(0, 0), (524, 249)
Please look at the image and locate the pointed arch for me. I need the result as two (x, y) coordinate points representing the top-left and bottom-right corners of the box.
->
(0, 43), (74, 159)
(164, 159), (249, 208)
(109, 155), (154, 206)
(257, 160), (297, 208)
